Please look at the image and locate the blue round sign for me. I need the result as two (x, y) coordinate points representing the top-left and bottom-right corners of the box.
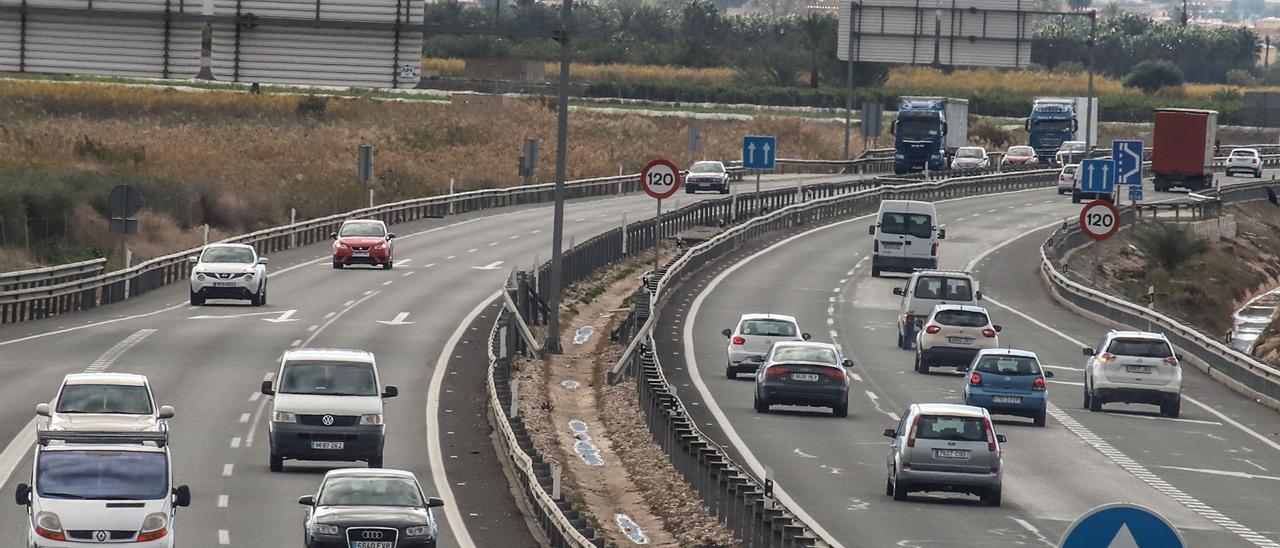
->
(1060, 503), (1185, 548)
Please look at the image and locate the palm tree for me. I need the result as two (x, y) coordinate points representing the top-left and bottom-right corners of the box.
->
(802, 12), (827, 88)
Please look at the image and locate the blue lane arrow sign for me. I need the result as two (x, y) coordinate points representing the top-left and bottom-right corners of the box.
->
(1060, 503), (1184, 548)
(743, 135), (776, 170)
(1112, 139), (1144, 187)
(1080, 158), (1116, 194)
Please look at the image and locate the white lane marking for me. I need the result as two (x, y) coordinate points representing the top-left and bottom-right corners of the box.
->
(324, 312), (336, 319)
(831, 288), (840, 293)
(230, 437), (241, 449)
(1108, 413), (1222, 426)
(218, 495), (229, 508)
(509, 235), (519, 240)
(838, 278), (848, 283)
(0, 329), (157, 488)
(850, 373), (863, 382)
(263, 372), (275, 381)
(988, 209), (998, 213)
(472, 261), (505, 271)
(290, 339), (302, 347)
(382, 280), (394, 286)
(403, 271), (415, 277)
(531, 229), (541, 234)
(306, 324), (319, 332)
(794, 448), (818, 458)
(467, 248), (477, 253)
(1243, 459), (1267, 472)
(1042, 364), (1082, 371)
(249, 392), (261, 402)
(1048, 380), (1085, 387)
(1011, 517), (1055, 547)
(219, 530), (230, 545)
(423, 263), (436, 268)
(829, 330), (839, 340)
(826, 318), (834, 325)
(344, 300), (355, 307)
(426, 292), (497, 548)
(446, 255), (456, 260)
(1156, 466), (1280, 482)
(222, 464), (234, 477)
(863, 390), (897, 420)
(239, 413), (250, 423)
(489, 242), (498, 247)
(302, 291), (379, 347)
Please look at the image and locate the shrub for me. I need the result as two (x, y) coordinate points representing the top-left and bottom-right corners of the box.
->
(970, 118), (1015, 149)
(1124, 60), (1185, 94)
(1133, 223), (1208, 272)
(295, 95), (328, 118)
(1225, 69), (1257, 88)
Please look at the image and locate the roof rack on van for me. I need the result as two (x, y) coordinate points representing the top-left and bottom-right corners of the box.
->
(37, 430), (167, 448)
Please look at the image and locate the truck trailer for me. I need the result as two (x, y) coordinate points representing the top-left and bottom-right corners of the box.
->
(1151, 108), (1217, 192)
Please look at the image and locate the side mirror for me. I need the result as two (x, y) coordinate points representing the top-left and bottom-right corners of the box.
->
(882, 428), (897, 439)
(260, 381), (275, 396)
(868, 225), (876, 235)
(382, 385), (399, 399)
(427, 496), (445, 508)
(258, 257), (269, 264)
(35, 403), (50, 417)
(937, 228), (947, 240)
(976, 290), (983, 300)
(173, 485), (191, 508)
(801, 333), (811, 341)
(1082, 347), (1095, 356)
(1176, 353), (1184, 361)
(15, 483), (30, 506)
(1044, 371), (1055, 379)
(942, 122), (949, 136)
(158, 405), (175, 420)
(993, 325), (1003, 333)
(1024, 119), (1030, 132)
(387, 233), (397, 240)
(298, 495), (316, 506)
(996, 434), (1007, 443)
(188, 255), (199, 263)
(842, 359), (854, 368)
(721, 328), (732, 339)
(893, 287), (905, 296)
(330, 231), (338, 239)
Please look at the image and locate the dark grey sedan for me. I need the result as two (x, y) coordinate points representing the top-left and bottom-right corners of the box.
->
(300, 468), (444, 548)
(753, 341), (854, 417)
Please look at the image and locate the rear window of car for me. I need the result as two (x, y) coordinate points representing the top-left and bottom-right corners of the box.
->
(739, 320), (797, 337)
(913, 276), (973, 301)
(974, 356), (1041, 375)
(1230, 149), (1257, 157)
(1106, 338), (1173, 358)
(915, 415), (987, 442)
(772, 347), (837, 364)
(1062, 166), (1077, 175)
(880, 213), (933, 239)
(933, 310), (988, 327)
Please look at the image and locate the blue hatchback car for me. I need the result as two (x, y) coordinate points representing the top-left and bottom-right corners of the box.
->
(963, 349), (1054, 427)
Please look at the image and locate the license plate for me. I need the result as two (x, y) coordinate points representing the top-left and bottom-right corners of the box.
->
(792, 373), (819, 382)
(1125, 365), (1151, 374)
(212, 282), (235, 287)
(353, 542), (393, 548)
(311, 441), (344, 450)
(352, 252), (370, 257)
(992, 396), (1021, 404)
(934, 449), (969, 459)
(881, 242), (903, 249)
(947, 337), (974, 345)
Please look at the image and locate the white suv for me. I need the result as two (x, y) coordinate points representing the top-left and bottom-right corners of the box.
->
(1082, 330), (1183, 417)
(37, 373), (174, 433)
(914, 305), (1001, 374)
(722, 313), (810, 379)
(1225, 148), (1263, 178)
(189, 243), (268, 306)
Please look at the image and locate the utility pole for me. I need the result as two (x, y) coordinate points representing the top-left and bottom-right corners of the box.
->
(545, 0), (572, 354)
(1182, 0), (1188, 27)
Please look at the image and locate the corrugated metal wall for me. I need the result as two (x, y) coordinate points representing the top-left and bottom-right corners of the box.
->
(839, 0), (1031, 68)
(0, 7), (19, 72)
(1244, 92), (1280, 128)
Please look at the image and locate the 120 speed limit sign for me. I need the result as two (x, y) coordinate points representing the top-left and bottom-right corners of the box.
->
(1079, 199), (1120, 241)
(641, 159), (682, 199)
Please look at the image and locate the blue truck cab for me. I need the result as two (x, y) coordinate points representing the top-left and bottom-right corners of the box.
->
(892, 97), (968, 175)
(1026, 98), (1078, 163)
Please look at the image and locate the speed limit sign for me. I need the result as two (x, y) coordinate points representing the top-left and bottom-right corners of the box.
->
(640, 159), (682, 199)
(1079, 199), (1120, 241)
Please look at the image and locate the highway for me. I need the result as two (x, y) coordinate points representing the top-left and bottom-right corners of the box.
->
(0, 172), (852, 547)
(660, 171), (1280, 547)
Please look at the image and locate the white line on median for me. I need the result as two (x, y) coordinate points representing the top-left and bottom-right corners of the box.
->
(219, 530), (230, 545)
(218, 495), (228, 508)
(222, 464), (234, 477)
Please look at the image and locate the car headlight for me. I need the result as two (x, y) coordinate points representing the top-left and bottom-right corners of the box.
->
(336, 243), (350, 250)
(243, 273), (254, 282)
(194, 271), (206, 281)
(137, 513), (169, 541)
(374, 243), (385, 250)
(359, 413), (383, 425)
(273, 411), (296, 423)
(405, 525), (432, 537)
(34, 511), (64, 539)
(314, 523), (340, 535)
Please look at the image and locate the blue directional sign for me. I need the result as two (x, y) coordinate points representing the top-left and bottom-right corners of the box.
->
(1112, 139), (1144, 187)
(1080, 159), (1116, 194)
(1129, 184), (1144, 202)
(1060, 503), (1184, 548)
(742, 135), (776, 170)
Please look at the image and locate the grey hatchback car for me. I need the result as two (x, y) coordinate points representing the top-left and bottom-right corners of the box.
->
(884, 403), (1007, 506)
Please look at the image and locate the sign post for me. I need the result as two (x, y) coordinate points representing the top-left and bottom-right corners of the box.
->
(358, 145), (374, 207)
(640, 159), (682, 277)
(1059, 502), (1184, 548)
(743, 135), (777, 211)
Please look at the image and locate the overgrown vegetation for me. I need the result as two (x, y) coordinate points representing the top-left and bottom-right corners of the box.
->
(1133, 224), (1209, 272)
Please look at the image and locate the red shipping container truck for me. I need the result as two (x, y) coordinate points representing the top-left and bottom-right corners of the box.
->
(1152, 108), (1218, 192)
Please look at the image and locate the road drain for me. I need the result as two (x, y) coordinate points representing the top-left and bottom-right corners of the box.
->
(561, 380), (580, 390)
(615, 514), (648, 544)
(570, 420), (602, 466)
(573, 325), (595, 344)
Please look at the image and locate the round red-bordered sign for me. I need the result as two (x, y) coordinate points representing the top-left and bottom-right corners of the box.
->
(640, 159), (682, 200)
(1079, 199), (1120, 241)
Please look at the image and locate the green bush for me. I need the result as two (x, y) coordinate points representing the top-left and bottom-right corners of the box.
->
(1124, 60), (1185, 93)
(1134, 223), (1208, 272)
(1225, 69), (1257, 87)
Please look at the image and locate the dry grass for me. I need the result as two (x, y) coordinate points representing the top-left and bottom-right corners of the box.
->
(887, 66), (1280, 102)
(422, 57), (736, 85)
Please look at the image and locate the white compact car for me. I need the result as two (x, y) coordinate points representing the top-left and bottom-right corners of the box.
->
(37, 373), (173, 433)
(950, 147), (989, 171)
(1057, 164), (1079, 195)
(15, 430), (191, 547)
(914, 305), (1001, 374)
(723, 313), (810, 379)
(1083, 330), (1184, 417)
(1224, 148), (1263, 178)
(189, 243), (268, 306)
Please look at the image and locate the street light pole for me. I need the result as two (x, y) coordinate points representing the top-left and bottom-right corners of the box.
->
(1085, 10), (1096, 158)
(545, 0), (572, 354)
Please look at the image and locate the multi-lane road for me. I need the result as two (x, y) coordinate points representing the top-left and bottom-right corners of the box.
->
(660, 171), (1280, 547)
(0, 172), (853, 547)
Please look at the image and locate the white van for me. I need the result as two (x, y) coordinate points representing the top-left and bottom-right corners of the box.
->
(869, 200), (945, 277)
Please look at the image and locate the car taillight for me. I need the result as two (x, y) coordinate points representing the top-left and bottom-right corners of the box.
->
(925, 325), (941, 334)
(731, 336), (746, 345)
(969, 372), (982, 386)
(905, 314), (915, 327)
(1252, 158), (1259, 164)
(821, 368), (845, 381)
(906, 414), (922, 447)
(984, 417), (997, 453)
(931, 242), (938, 256)
(765, 366), (789, 378)
(1163, 356), (1179, 367)
(981, 328), (997, 338)
(1099, 352), (1116, 363)
(1033, 377), (1046, 391)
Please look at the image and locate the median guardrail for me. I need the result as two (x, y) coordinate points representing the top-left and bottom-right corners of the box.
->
(0, 258), (106, 293)
(1041, 180), (1280, 411)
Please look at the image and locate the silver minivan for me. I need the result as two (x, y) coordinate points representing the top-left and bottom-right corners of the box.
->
(884, 403), (1006, 506)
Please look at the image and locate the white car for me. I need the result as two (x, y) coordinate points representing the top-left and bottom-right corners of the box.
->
(1225, 147), (1263, 178)
(722, 313), (810, 379)
(893, 270), (981, 350)
(1057, 164), (1079, 195)
(189, 243), (268, 306)
(684, 161), (730, 194)
(950, 147), (989, 170)
(1083, 330), (1183, 417)
(37, 373), (173, 433)
(913, 304), (1001, 374)
(1055, 140), (1087, 166)
(15, 430), (191, 547)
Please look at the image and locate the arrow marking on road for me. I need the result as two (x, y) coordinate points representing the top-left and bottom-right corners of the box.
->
(189, 310), (289, 320)
(472, 261), (505, 270)
(263, 309), (299, 323)
(377, 312), (414, 326)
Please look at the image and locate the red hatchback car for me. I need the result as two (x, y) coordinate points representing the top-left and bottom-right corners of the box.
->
(332, 220), (395, 269)
(1002, 145), (1038, 167)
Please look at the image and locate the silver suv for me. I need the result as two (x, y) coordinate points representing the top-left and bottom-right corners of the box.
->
(884, 403), (1006, 506)
(1083, 330), (1183, 417)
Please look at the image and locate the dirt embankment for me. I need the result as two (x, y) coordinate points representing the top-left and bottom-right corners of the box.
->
(1063, 201), (1280, 347)
(510, 254), (738, 547)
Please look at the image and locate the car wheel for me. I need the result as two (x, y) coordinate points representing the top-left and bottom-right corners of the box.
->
(1071, 189), (1081, 204)
(719, 186), (730, 194)
(383, 260), (393, 270)
(892, 476), (909, 501)
(1161, 397), (1181, 418)
(753, 391), (769, 413)
(725, 361), (736, 380)
(832, 399), (848, 418)
(1033, 409), (1047, 427)
(885, 477), (894, 496)
(917, 352), (930, 375)
(1082, 382), (1091, 409)
(1088, 384), (1103, 413)
(1257, 169), (1264, 179)
(686, 188), (694, 194)
(368, 455), (384, 468)
(897, 332), (905, 349)
(981, 487), (1002, 507)
(189, 290), (204, 306)
(332, 260), (343, 269)
(871, 265), (881, 278)
(913, 351), (921, 372)
(269, 453), (283, 472)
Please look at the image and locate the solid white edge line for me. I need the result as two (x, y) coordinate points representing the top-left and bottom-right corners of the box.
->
(426, 291), (498, 548)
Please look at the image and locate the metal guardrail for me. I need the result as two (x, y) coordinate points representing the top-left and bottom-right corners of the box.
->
(1041, 180), (1280, 409)
(0, 258), (106, 293)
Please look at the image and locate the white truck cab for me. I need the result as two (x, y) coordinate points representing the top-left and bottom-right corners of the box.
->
(15, 430), (191, 547)
(869, 200), (944, 277)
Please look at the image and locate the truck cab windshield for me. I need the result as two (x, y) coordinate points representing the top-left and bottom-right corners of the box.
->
(38, 450), (168, 500)
(897, 120), (940, 141)
(1033, 120), (1073, 132)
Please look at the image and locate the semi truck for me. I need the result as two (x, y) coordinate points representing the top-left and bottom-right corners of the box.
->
(892, 97), (969, 175)
(1151, 108), (1218, 192)
(1026, 97), (1098, 162)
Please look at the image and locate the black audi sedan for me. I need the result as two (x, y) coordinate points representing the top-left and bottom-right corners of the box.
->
(299, 468), (445, 548)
